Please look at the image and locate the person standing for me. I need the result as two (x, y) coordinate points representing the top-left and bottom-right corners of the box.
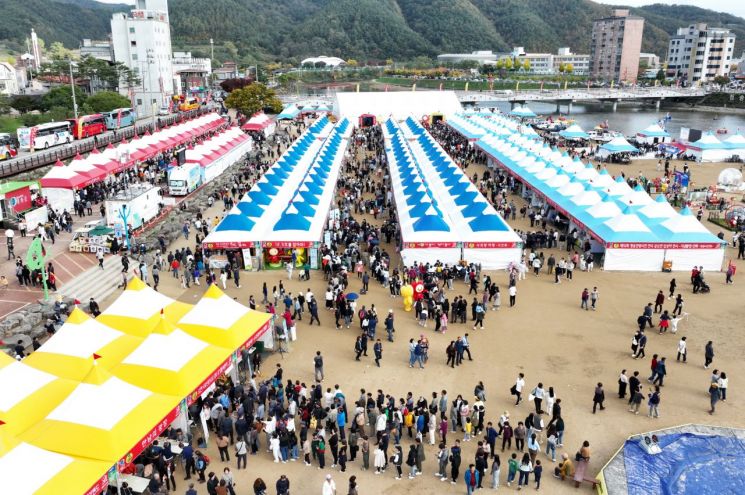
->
(573, 441), (591, 488)
(508, 285), (517, 307)
(322, 474), (336, 495)
(592, 383), (605, 414)
(709, 381), (721, 414)
(618, 370), (628, 399)
(512, 373), (525, 405)
(314, 351), (324, 381)
(517, 453), (532, 490)
(654, 290), (665, 313)
(648, 386), (661, 418)
(450, 440), (462, 485)
(705, 341), (714, 369)
(677, 337), (687, 363)
(590, 287), (599, 310)
(490, 455), (501, 489)
(580, 288), (589, 310)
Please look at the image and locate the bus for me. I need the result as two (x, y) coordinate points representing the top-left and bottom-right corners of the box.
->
(67, 113), (107, 139)
(17, 122), (72, 151)
(104, 108), (137, 130)
(0, 133), (17, 161)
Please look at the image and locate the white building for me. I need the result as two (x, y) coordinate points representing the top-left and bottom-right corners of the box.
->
(0, 62), (20, 95)
(80, 38), (114, 62)
(437, 51), (499, 65)
(553, 47), (591, 75)
(172, 51), (212, 96)
(509, 47), (590, 75)
(639, 52), (660, 69)
(300, 56), (346, 68)
(667, 23), (736, 84)
(111, 0), (174, 118)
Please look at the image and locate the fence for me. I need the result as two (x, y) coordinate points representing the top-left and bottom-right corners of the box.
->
(0, 108), (210, 179)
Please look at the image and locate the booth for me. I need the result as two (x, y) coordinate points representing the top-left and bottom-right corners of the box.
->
(0, 181), (35, 222)
(241, 112), (276, 137)
(636, 123), (670, 145)
(688, 132), (733, 162)
(104, 184), (162, 233)
(359, 113), (376, 128)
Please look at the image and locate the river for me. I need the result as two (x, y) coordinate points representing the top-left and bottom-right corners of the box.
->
(483, 101), (745, 139)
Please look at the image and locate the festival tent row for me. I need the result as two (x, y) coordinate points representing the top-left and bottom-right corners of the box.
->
(0, 279), (272, 494)
(333, 91), (462, 121)
(241, 112), (277, 137)
(383, 117), (522, 268)
(40, 113), (227, 211)
(449, 111), (725, 271)
(203, 116), (353, 269)
(276, 104), (301, 120)
(598, 136), (639, 159)
(184, 126), (253, 183)
(687, 131), (745, 162)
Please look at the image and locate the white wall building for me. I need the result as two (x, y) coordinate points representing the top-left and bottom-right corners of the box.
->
(553, 47), (591, 75)
(667, 23), (736, 84)
(111, 0), (174, 118)
(172, 51), (212, 95)
(437, 51), (499, 65)
(510, 47), (590, 75)
(0, 62), (20, 96)
(639, 52), (660, 69)
(80, 38), (114, 62)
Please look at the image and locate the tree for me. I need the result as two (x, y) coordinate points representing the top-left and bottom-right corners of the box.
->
(82, 91), (131, 113)
(712, 75), (730, 87)
(10, 95), (40, 114)
(224, 83), (283, 116)
(0, 94), (10, 115)
(495, 59), (504, 70)
(558, 63), (566, 73)
(48, 41), (75, 62)
(346, 59), (359, 67)
(220, 78), (255, 93)
(385, 59), (394, 66)
(565, 63), (574, 74)
(503, 57), (514, 71)
(41, 86), (87, 114)
(522, 59), (531, 72)
(656, 69), (666, 81)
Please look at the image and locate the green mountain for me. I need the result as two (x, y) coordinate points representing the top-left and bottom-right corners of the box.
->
(1, 0), (744, 64)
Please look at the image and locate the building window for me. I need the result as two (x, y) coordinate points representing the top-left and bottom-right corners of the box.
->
(132, 54), (138, 61)
(131, 41), (136, 47)
(137, 99), (142, 105)
(129, 27), (135, 33)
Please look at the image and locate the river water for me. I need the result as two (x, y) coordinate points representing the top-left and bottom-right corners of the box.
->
(484, 101), (745, 139)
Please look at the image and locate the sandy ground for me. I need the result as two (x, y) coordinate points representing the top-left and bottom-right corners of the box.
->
(96, 154), (745, 495)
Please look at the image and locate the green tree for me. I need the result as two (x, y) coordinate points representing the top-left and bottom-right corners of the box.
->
(565, 63), (574, 74)
(81, 91), (131, 113)
(522, 59), (531, 72)
(48, 41), (75, 61)
(0, 95), (10, 115)
(41, 86), (87, 114)
(224, 83), (283, 116)
(495, 59), (504, 70)
(385, 59), (394, 66)
(10, 95), (40, 114)
(656, 69), (666, 81)
(346, 59), (359, 67)
(712, 75), (730, 87)
(503, 57), (514, 71)
(558, 63), (566, 73)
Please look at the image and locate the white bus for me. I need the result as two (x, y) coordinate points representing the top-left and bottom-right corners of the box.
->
(17, 121), (73, 151)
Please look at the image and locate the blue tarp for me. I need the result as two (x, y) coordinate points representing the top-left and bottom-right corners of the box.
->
(623, 432), (745, 495)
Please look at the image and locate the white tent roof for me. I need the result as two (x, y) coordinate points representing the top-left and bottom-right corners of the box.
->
(0, 443), (74, 494)
(34, 317), (123, 359)
(0, 362), (55, 411)
(333, 91), (461, 120)
(179, 293), (249, 331)
(122, 329), (208, 372)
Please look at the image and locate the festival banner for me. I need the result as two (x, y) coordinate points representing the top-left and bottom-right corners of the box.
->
(402, 241), (458, 249)
(117, 405), (180, 471)
(6, 186), (31, 213)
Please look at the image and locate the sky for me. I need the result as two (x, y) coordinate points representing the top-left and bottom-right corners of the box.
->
(592, 0), (745, 19)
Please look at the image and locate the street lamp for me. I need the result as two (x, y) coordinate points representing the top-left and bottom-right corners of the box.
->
(69, 60), (78, 121)
(210, 38), (214, 62)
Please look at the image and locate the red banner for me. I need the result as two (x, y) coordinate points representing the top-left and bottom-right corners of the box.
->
(82, 474), (109, 495)
(29, 127), (38, 152)
(263, 241), (313, 248)
(204, 241), (255, 249)
(117, 405), (180, 471)
(403, 242), (458, 249)
(465, 242), (519, 248)
(607, 242), (723, 249)
(5, 186), (31, 213)
(188, 356), (233, 406)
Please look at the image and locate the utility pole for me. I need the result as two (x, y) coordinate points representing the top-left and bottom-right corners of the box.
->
(210, 38), (214, 62)
(69, 60), (78, 120)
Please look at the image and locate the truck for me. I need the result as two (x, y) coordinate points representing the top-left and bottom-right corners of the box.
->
(168, 162), (202, 196)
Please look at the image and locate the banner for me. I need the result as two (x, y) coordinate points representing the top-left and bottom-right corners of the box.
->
(116, 108), (123, 129)
(28, 126), (38, 153)
(402, 241), (458, 249)
(6, 186), (31, 213)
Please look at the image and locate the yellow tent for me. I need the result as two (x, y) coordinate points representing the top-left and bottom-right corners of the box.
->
(23, 308), (142, 381)
(112, 317), (234, 401)
(0, 441), (110, 495)
(0, 353), (77, 438)
(97, 278), (192, 335)
(177, 284), (272, 349)
(20, 367), (180, 464)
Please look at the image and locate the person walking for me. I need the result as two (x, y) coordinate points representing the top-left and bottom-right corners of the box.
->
(512, 373), (525, 406)
(592, 383), (605, 413)
(590, 287), (599, 310)
(464, 464), (480, 495)
(373, 339), (383, 367)
(618, 370), (628, 399)
(580, 288), (589, 310)
(648, 386), (661, 418)
(709, 380), (721, 414)
(704, 341), (714, 369)
(654, 290), (665, 313)
(652, 358), (667, 387)
(517, 453), (532, 490)
(322, 474), (336, 495)
(508, 285), (517, 307)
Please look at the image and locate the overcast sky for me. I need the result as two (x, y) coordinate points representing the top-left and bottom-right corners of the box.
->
(592, 0), (745, 20)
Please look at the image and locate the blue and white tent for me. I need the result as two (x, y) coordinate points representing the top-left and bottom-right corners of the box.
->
(689, 132), (732, 162)
(636, 123), (670, 145)
(509, 105), (536, 118)
(276, 104), (300, 120)
(599, 136), (638, 156)
(559, 124), (590, 140)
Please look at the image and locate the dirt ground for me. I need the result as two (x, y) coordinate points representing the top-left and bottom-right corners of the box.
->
(99, 155), (745, 495)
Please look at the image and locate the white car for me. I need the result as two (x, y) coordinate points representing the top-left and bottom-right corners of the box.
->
(158, 106), (170, 116)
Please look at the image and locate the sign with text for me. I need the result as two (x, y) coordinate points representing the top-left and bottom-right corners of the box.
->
(5, 186), (32, 213)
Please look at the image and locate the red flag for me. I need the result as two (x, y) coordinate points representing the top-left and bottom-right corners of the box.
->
(0, 419), (5, 426)
(92, 353), (102, 360)
(74, 298), (81, 305)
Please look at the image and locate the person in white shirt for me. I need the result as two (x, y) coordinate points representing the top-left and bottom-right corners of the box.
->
(514, 373), (525, 405)
(508, 285), (517, 307)
(322, 474), (337, 495)
(676, 337), (687, 363)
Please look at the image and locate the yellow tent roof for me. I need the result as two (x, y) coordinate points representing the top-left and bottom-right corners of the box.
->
(20, 368), (180, 464)
(111, 319), (234, 400)
(177, 284), (272, 349)
(23, 308), (142, 381)
(0, 353), (78, 438)
(96, 278), (192, 335)
(0, 442), (110, 495)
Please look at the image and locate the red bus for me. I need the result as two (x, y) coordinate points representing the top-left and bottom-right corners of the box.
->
(66, 114), (107, 139)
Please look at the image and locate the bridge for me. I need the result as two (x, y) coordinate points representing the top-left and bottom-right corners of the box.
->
(456, 87), (708, 113)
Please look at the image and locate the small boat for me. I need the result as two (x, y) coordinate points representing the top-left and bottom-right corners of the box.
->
(717, 128), (728, 135)
(588, 129), (623, 142)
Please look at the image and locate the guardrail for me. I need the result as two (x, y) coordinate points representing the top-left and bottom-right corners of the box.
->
(0, 108), (211, 179)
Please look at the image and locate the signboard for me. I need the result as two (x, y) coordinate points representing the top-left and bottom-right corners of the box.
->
(204, 241), (255, 249)
(402, 241), (458, 249)
(5, 186), (32, 213)
(117, 405), (180, 471)
(309, 248), (319, 269)
(263, 241), (313, 248)
(241, 247), (253, 270)
(607, 242), (724, 249)
(464, 242), (519, 248)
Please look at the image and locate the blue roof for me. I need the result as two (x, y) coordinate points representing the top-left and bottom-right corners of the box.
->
(461, 202), (488, 218)
(292, 200), (316, 217)
(454, 191), (479, 206)
(236, 201), (265, 217)
(274, 213), (311, 231)
(412, 215), (450, 232)
(247, 190), (272, 205)
(215, 214), (255, 232)
(469, 214), (509, 232)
